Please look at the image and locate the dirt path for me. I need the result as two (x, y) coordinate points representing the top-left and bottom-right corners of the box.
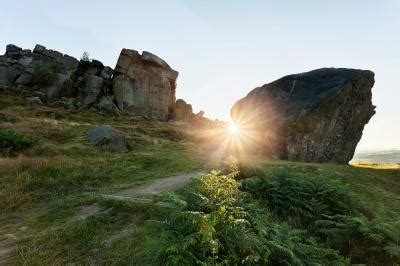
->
(116, 171), (204, 197)
(0, 171), (205, 264)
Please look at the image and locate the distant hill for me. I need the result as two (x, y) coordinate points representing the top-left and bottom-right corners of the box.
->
(353, 150), (400, 164)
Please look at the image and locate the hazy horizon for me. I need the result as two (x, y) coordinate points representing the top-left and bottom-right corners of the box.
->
(1, 0), (399, 152)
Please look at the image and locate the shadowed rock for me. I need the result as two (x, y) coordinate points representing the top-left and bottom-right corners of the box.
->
(231, 68), (375, 164)
(1, 44), (183, 121)
(87, 125), (128, 152)
(0, 44), (114, 109)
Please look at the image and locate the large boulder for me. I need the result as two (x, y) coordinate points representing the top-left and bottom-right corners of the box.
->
(87, 125), (128, 152)
(231, 68), (375, 164)
(112, 49), (178, 121)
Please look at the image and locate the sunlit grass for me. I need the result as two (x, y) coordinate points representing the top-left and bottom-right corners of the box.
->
(351, 160), (400, 169)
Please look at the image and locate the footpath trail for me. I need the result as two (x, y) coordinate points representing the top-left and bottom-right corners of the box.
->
(119, 171), (204, 196)
(102, 171), (205, 202)
(0, 171), (205, 264)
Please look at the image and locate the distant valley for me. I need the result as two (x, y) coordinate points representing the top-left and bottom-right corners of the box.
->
(353, 150), (400, 164)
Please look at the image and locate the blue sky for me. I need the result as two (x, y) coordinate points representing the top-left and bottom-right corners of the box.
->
(1, 0), (399, 151)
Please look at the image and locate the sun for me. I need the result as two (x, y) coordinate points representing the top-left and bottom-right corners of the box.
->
(228, 122), (240, 135)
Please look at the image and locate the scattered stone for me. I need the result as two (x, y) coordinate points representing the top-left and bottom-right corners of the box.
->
(26, 96), (43, 107)
(97, 96), (119, 112)
(76, 204), (104, 220)
(19, 226), (28, 232)
(231, 68), (375, 164)
(87, 125), (128, 152)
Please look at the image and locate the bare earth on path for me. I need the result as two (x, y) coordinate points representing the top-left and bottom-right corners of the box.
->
(116, 171), (204, 197)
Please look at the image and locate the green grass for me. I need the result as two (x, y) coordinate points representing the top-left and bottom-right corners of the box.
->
(0, 93), (206, 212)
(0, 91), (399, 265)
(0, 128), (36, 156)
(0, 92), (207, 264)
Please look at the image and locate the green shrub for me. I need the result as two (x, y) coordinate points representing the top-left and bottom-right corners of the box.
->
(314, 214), (400, 264)
(242, 166), (400, 264)
(145, 171), (347, 265)
(242, 167), (358, 227)
(80, 51), (90, 62)
(0, 128), (35, 156)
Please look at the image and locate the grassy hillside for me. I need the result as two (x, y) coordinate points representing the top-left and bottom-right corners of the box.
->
(0, 91), (399, 265)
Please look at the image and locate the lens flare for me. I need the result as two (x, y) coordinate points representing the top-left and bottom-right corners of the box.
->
(193, 107), (275, 163)
(228, 122), (240, 135)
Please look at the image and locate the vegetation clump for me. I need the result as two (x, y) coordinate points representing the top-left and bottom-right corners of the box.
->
(0, 93), (398, 265)
(145, 170), (348, 265)
(242, 167), (400, 265)
(144, 166), (400, 265)
(0, 128), (35, 156)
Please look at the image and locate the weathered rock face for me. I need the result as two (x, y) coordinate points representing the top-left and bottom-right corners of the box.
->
(175, 99), (193, 121)
(173, 99), (208, 123)
(0, 44), (114, 110)
(113, 49), (178, 121)
(1, 43), (197, 122)
(231, 68), (375, 164)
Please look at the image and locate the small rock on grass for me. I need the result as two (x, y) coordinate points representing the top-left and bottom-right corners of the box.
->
(87, 124), (128, 152)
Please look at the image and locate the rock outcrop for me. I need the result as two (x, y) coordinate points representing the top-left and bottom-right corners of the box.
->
(1, 44), (181, 120)
(112, 49), (178, 121)
(174, 99), (208, 124)
(175, 99), (193, 121)
(231, 68), (375, 164)
(0, 44), (114, 111)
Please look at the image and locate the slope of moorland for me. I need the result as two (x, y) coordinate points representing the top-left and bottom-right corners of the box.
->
(0, 91), (399, 265)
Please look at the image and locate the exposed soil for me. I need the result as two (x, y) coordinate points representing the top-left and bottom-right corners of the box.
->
(116, 171), (203, 197)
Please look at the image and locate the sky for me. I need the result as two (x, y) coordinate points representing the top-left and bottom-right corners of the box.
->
(1, 0), (399, 152)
